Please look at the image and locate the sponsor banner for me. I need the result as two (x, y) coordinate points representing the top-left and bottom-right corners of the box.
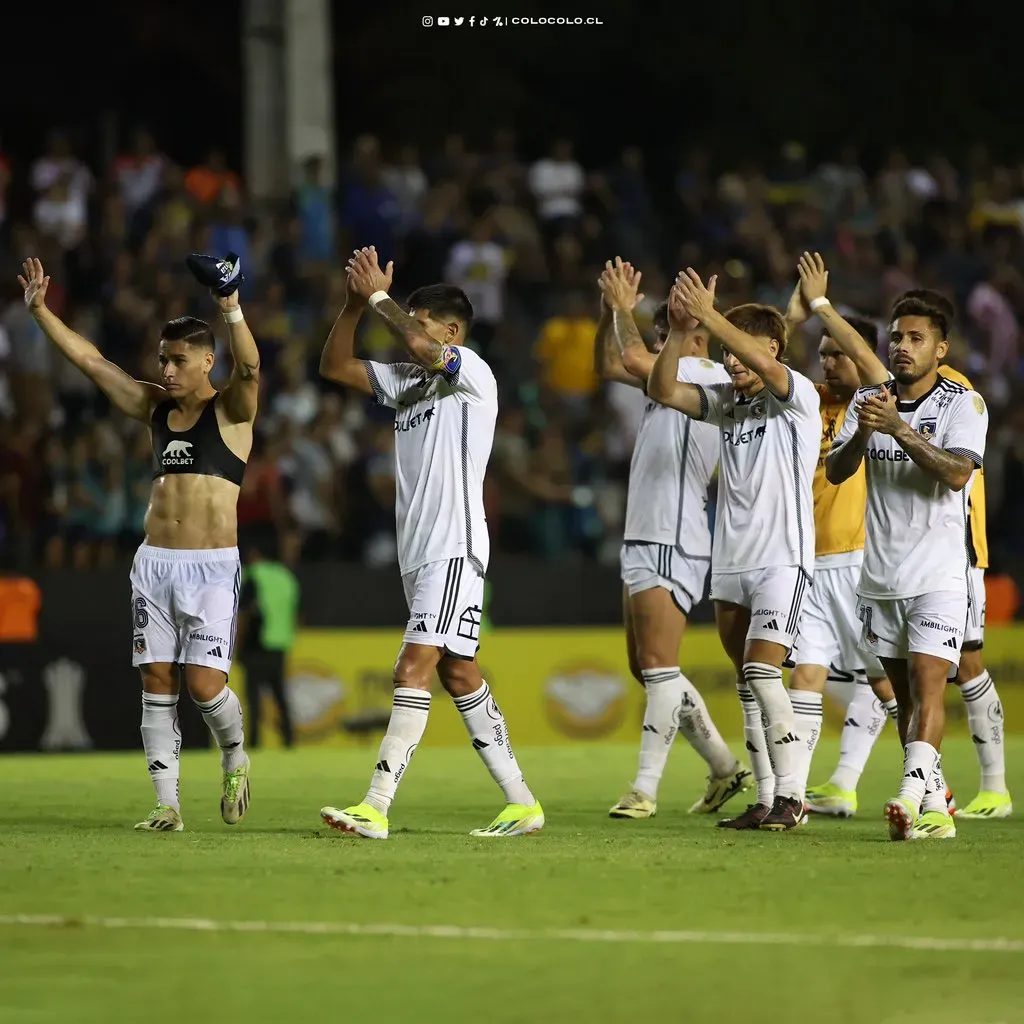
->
(237, 625), (1024, 748)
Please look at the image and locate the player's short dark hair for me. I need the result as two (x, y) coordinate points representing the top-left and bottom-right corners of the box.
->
(724, 303), (789, 358)
(653, 301), (669, 334)
(889, 297), (949, 339)
(893, 288), (956, 325)
(835, 316), (878, 348)
(161, 316), (215, 350)
(406, 285), (474, 326)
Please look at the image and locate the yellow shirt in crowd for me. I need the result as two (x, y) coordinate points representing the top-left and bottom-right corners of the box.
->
(534, 316), (600, 397)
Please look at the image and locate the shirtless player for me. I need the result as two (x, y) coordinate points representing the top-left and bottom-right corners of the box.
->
(20, 256), (258, 832)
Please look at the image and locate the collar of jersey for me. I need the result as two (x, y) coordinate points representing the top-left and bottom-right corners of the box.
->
(894, 375), (941, 412)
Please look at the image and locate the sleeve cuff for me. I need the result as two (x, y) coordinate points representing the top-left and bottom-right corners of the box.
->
(696, 385), (709, 421)
(946, 447), (983, 467)
(364, 362), (387, 406)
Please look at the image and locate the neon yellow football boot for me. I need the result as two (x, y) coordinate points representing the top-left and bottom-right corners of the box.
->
(470, 801), (545, 837)
(910, 810), (957, 839)
(221, 757), (251, 825)
(321, 802), (389, 839)
(134, 805), (184, 832)
(688, 762), (753, 814)
(609, 789), (657, 819)
(805, 781), (858, 818)
(958, 791), (1012, 819)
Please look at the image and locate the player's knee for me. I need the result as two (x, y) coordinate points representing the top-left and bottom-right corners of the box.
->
(634, 644), (675, 673)
(139, 663), (178, 695)
(437, 655), (481, 698)
(393, 647), (437, 691)
(789, 664), (827, 693)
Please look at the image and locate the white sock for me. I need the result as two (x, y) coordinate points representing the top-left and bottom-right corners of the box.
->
(365, 688), (431, 815)
(898, 740), (939, 811)
(632, 667), (683, 799)
(788, 689), (823, 801)
(959, 672), (1007, 793)
(737, 680), (775, 807)
(831, 687), (893, 791)
(676, 673), (737, 778)
(194, 687), (247, 772)
(744, 662), (800, 801)
(453, 681), (534, 806)
(141, 692), (181, 811)
(921, 756), (949, 813)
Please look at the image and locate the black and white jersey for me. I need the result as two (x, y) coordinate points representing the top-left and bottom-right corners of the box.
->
(831, 377), (988, 599)
(366, 347), (496, 576)
(623, 357), (728, 557)
(695, 367), (820, 574)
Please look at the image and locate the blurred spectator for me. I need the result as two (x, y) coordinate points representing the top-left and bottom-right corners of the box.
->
(185, 148), (241, 206)
(295, 155), (336, 265)
(342, 138), (400, 267)
(445, 208), (508, 357)
(113, 129), (166, 235)
(31, 130), (92, 207)
(382, 145), (428, 237)
(533, 290), (600, 414)
(528, 139), (585, 242)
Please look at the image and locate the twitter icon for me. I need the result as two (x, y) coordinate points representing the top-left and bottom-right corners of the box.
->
(454, 16), (464, 23)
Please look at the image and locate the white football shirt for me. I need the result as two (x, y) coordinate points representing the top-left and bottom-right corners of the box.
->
(365, 346), (496, 576)
(831, 376), (988, 599)
(695, 367), (820, 574)
(624, 357), (728, 557)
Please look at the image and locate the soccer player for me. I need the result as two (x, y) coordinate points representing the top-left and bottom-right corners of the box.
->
(593, 258), (750, 819)
(19, 256), (257, 832)
(809, 286), (1011, 818)
(317, 247), (542, 839)
(827, 296), (988, 840)
(781, 254), (899, 815)
(649, 269), (820, 832)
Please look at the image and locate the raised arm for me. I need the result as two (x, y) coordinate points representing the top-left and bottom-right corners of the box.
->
(595, 257), (653, 388)
(318, 267), (373, 395)
(348, 247), (451, 372)
(646, 291), (707, 419)
(797, 251), (889, 387)
(215, 290), (261, 423)
(19, 258), (164, 423)
(825, 398), (871, 484)
(674, 268), (792, 398)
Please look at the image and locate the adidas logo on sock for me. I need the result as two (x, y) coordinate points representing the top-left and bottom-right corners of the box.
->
(745, 740), (759, 753)
(763, 619), (779, 631)
(642, 725), (658, 734)
(971, 733), (987, 745)
(375, 760), (391, 773)
(775, 732), (798, 745)
(943, 636), (958, 649)
(207, 646), (223, 658)
(472, 738), (489, 750)
(148, 760), (168, 772)
(413, 621), (429, 633)
(843, 717), (859, 727)
(904, 767), (927, 781)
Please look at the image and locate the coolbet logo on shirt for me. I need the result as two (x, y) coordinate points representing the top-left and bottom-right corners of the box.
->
(162, 440), (194, 466)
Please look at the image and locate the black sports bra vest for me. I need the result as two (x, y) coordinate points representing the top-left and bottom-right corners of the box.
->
(151, 393), (247, 486)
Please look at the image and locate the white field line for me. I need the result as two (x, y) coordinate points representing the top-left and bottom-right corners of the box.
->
(0, 914), (1022, 953)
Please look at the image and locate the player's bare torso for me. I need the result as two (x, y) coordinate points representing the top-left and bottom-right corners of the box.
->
(144, 401), (252, 549)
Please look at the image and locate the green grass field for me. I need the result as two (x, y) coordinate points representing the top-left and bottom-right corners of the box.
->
(1, 738), (1023, 1024)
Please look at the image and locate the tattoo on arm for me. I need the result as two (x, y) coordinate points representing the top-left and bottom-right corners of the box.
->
(895, 426), (975, 489)
(826, 433), (868, 484)
(374, 296), (444, 365)
(237, 360), (260, 382)
(612, 309), (645, 358)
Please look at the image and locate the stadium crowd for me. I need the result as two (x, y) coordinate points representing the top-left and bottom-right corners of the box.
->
(1, 131), (1023, 573)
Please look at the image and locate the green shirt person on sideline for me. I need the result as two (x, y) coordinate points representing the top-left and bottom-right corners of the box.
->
(238, 532), (301, 748)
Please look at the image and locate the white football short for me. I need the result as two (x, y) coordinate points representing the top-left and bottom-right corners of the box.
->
(710, 565), (811, 652)
(130, 545), (241, 674)
(791, 562), (884, 678)
(964, 566), (986, 648)
(402, 557), (485, 660)
(620, 541), (709, 616)
(857, 591), (967, 668)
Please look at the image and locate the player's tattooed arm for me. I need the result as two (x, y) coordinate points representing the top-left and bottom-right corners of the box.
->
(595, 258), (652, 386)
(371, 296), (448, 370)
(857, 389), (975, 490)
(215, 289), (261, 422)
(825, 431), (869, 484)
(613, 309), (655, 382)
